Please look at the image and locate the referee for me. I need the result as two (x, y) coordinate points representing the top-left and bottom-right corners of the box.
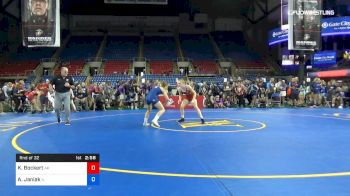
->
(49, 67), (74, 125)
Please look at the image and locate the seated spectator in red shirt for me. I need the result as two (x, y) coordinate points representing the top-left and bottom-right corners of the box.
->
(36, 79), (50, 112)
(25, 85), (40, 114)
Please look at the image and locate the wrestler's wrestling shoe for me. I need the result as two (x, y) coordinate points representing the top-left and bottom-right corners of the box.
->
(143, 122), (150, 126)
(177, 118), (185, 123)
(152, 120), (160, 128)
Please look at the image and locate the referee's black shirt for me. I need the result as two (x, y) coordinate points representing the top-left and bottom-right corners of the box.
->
(50, 76), (74, 93)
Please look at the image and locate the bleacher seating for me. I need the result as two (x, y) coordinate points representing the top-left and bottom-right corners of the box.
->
(42, 75), (87, 83)
(11, 47), (56, 61)
(143, 74), (182, 86)
(192, 60), (219, 74)
(189, 76), (225, 85)
(1, 46), (54, 77)
(149, 61), (173, 74)
(54, 60), (85, 75)
(235, 61), (268, 69)
(104, 36), (139, 60)
(60, 36), (102, 60)
(72, 75), (87, 83)
(91, 74), (133, 84)
(211, 31), (245, 46)
(144, 36), (177, 60)
(211, 31), (268, 69)
(103, 60), (130, 75)
(180, 34), (216, 60)
(0, 61), (39, 76)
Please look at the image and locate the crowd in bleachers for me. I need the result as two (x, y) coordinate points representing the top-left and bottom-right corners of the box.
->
(198, 77), (349, 109)
(1, 76), (349, 114)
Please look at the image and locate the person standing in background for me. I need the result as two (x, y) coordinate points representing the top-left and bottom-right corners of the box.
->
(50, 67), (74, 125)
(235, 80), (246, 108)
(36, 79), (50, 113)
(0, 84), (6, 114)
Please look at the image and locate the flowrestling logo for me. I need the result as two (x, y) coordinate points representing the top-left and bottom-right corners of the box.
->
(288, 10), (334, 16)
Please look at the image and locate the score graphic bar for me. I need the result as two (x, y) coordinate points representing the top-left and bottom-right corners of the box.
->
(16, 154), (100, 186)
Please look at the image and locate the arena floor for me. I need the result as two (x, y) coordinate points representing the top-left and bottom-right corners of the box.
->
(1, 108), (350, 195)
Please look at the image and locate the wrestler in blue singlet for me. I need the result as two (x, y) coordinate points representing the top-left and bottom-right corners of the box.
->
(146, 86), (163, 105)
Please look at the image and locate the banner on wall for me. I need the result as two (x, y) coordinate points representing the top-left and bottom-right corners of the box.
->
(22, 0), (60, 47)
(269, 16), (350, 45)
(312, 51), (337, 65)
(158, 96), (204, 110)
(288, 0), (322, 51)
(268, 27), (289, 46)
(321, 16), (350, 36)
(307, 69), (350, 78)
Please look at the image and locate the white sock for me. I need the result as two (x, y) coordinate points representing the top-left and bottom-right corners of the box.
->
(153, 114), (160, 122)
(144, 118), (148, 123)
(181, 114), (184, 119)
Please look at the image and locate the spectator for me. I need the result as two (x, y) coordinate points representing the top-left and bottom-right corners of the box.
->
(117, 82), (126, 109)
(247, 81), (258, 107)
(279, 80), (287, 105)
(36, 79), (50, 113)
(204, 92), (214, 108)
(266, 78), (275, 106)
(0, 84), (5, 114)
(95, 89), (106, 111)
(320, 80), (327, 106)
(332, 87), (344, 108)
(2, 82), (12, 111)
(290, 77), (300, 107)
(299, 81), (307, 106)
(257, 86), (267, 108)
(2, 82), (11, 100)
(312, 78), (322, 107)
(180, 68), (184, 75)
(344, 50), (350, 60)
(25, 84), (40, 114)
(235, 80), (246, 107)
(70, 88), (77, 112)
(305, 81), (313, 106)
(13, 80), (27, 112)
(214, 95), (225, 108)
(223, 94), (230, 107)
(343, 85), (350, 107)
(103, 82), (114, 109)
(126, 87), (136, 109)
(91, 83), (102, 111)
(75, 84), (89, 111)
